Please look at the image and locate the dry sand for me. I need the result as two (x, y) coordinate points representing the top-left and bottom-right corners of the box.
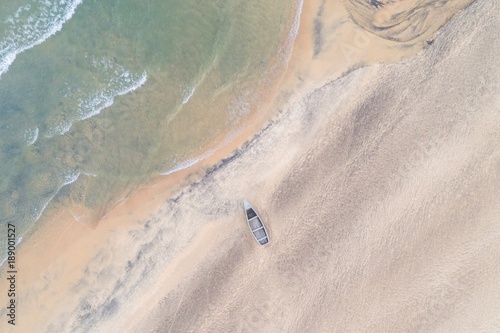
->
(1, 0), (499, 332)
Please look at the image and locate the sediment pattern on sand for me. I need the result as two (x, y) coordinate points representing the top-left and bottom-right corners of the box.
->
(343, 0), (475, 42)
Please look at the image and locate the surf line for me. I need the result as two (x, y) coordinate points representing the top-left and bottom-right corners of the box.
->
(182, 86), (195, 104)
(27, 127), (39, 146)
(275, 0), (304, 67)
(31, 172), (81, 225)
(160, 147), (215, 177)
(158, 128), (242, 177)
(47, 70), (147, 137)
(0, 0), (84, 79)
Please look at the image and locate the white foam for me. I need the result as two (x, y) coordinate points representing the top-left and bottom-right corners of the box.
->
(26, 126), (39, 145)
(182, 86), (195, 104)
(160, 147), (217, 177)
(31, 171), (80, 223)
(62, 171), (80, 186)
(78, 71), (147, 122)
(0, 0), (83, 78)
(47, 69), (147, 136)
(31, 195), (55, 225)
(47, 120), (72, 137)
(160, 158), (200, 176)
(277, 0), (303, 66)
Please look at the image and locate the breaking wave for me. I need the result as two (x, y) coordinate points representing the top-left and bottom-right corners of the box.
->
(26, 127), (39, 145)
(276, 0), (303, 66)
(30, 171), (80, 223)
(47, 68), (147, 136)
(182, 86), (195, 104)
(0, 0), (83, 78)
(160, 148), (216, 176)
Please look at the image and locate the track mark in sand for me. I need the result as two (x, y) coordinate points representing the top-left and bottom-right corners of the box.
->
(167, 288), (187, 333)
(53, 218), (78, 250)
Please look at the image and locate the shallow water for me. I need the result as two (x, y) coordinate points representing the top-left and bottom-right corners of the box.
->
(0, 0), (297, 250)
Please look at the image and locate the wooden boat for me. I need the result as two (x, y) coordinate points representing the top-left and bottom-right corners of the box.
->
(243, 199), (269, 245)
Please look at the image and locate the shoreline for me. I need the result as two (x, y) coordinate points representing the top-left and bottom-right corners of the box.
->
(0, 0), (305, 259)
(1, 0), (494, 331)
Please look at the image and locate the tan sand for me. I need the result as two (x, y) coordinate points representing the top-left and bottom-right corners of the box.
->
(1, 0), (499, 332)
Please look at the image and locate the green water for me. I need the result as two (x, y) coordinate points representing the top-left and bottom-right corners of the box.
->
(0, 0), (298, 255)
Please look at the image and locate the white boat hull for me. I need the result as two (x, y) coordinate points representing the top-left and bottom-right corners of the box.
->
(243, 200), (269, 245)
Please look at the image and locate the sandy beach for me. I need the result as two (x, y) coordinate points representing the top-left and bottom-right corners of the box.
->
(1, 0), (499, 332)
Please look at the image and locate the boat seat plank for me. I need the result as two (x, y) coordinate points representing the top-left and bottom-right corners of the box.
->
(248, 218), (263, 230)
(253, 228), (267, 240)
(252, 226), (265, 232)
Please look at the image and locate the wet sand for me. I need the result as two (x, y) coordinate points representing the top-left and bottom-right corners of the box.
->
(1, 0), (499, 332)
